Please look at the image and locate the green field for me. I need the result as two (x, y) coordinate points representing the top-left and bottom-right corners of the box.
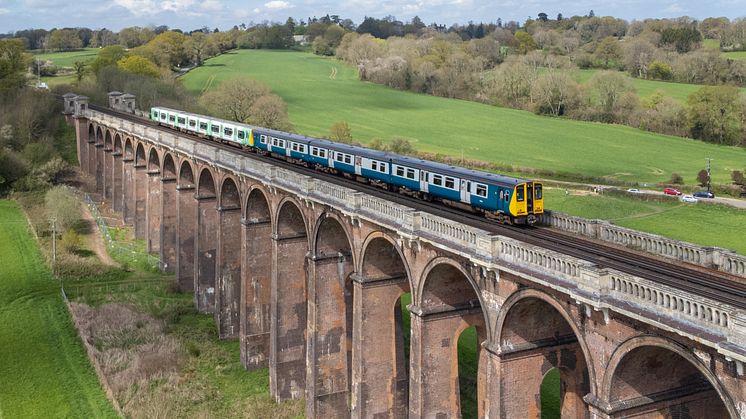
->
(576, 69), (746, 103)
(33, 48), (98, 68)
(0, 201), (116, 418)
(181, 50), (745, 185)
(546, 188), (746, 254)
(723, 51), (746, 60)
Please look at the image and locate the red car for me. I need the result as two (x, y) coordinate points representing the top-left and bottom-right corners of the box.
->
(663, 187), (682, 196)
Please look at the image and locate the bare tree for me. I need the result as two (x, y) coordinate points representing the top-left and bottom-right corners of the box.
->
(248, 94), (292, 131)
(200, 77), (270, 122)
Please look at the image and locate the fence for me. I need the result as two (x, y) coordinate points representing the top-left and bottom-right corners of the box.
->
(83, 193), (160, 271)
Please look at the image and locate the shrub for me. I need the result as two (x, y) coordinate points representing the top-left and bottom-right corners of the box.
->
(60, 229), (84, 253)
(329, 121), (352, 143)
(670, 173), (684, 185)
(45, 186), (81, 231)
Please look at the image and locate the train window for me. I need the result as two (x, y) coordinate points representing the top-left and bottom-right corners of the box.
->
(445, 177), (455, 189)
(199, 122), (208, 130)
(153, 111), (159, 119)
(476, 184), (487, 197)
(395, 166), (404, 177)
(177, 117), (186, 125)
(504, 192), (510, 203)
(224, 127), (233, 137)
(291, 143), (297, 151)
(169, 115), (175, 122)
(516, 186), (524, 202)
(237, 130), (245, 140)
(318, 149), (325, 158)
(299, 145), (307, 153)
(212, 125), (220, 133)
(371, 161), (378, 171)
(379, 164), (386, 173)
(432, 174), (443, 186)
(161, 114), (167, 120)
(336, 153), (344, 162)
(188, 120), (196, 127)
(407, 168), (416, 179)
(260, 135), (268, 144)
(535, 184), (542, 199)
(344, 155), (352, 164)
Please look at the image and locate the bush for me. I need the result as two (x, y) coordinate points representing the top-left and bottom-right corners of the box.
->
(670, 173), (684, 185)
(45, 186), (81, 231)
(60, 229), (84, 253)
(329, 121), (352, 143)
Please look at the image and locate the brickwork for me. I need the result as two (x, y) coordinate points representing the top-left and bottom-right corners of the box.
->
(103, 132), (113, 201)
(72, 109), (746, 419)
(111, 135), (123, 213)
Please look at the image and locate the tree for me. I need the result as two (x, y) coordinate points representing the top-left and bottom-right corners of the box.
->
(623, 38), (656, 78)
(90, 45), (127, 74)
(185, 32), (218, 66)
(531, 71), (579, 116)
(513, 31), (537, 54)
(329, 121), (352, 143)
(733, 170), (744, 185)
(136, 31), (188, 68)
(647, 61), (673, 80)
(200, 77), (271, 122)
(687, 86), (741, 144)
(670, 173), (683, 185)
(697, 169), (710, 187)
(73, 61), (87, 82)
(538, 13), (548, 22)
(248, 94), (292, 131)
(0, 39), (28, 92)
(589, 71), (634, 120)
(46, 29), (83, 51)
(117, 56), (160, 78)
(594, 37), (622, 68)
(45, 186), (80, 232)
(659, 26), (702, 53)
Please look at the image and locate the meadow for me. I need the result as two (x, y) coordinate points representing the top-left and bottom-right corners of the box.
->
(0, 200), (117, 418)
(181, 50), (745, 186)
(33, 48), (99, 68)
(545, 188), (746, 254)
(575, 69), (746, 103)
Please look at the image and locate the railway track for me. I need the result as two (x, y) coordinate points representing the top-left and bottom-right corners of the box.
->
(88, 104), (746, 309)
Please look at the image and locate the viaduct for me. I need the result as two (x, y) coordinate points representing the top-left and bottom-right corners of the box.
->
(64, 93), (746, 418)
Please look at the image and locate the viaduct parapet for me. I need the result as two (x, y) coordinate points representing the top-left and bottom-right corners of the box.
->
(64, 94), (746, 418)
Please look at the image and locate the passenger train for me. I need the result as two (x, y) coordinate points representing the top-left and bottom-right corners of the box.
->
(150, 107), (544, 224)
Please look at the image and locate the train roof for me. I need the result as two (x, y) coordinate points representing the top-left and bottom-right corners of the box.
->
(151, 106), (531, 186)
(392, 155), (528, 186)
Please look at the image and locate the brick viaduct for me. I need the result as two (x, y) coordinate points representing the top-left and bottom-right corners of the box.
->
(65, 95), (746, 418)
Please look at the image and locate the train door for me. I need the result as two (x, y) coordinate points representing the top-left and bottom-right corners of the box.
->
(526, 182), (534, 212)
(460, 180), (471, 203)
(420, 171), (429, 193)
(355, 156), (362, 175)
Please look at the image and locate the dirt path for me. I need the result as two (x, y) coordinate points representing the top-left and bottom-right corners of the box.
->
(79, 202), (118, 267)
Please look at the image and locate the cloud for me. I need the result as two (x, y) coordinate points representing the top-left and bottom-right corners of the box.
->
(0, 8), (9, 15)
(264, 0), (292, 10)
(663, 2), (684, 13)
(113, 0), (156, 16)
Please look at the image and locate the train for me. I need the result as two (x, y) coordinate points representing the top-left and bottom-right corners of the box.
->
(150, 106), (544, 225)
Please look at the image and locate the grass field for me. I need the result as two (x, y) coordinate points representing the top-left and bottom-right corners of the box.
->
(33, 48), (98, 68)
(0, 200), (117, 418)
(723, 51), (746, 60)
(181, 50), (745, 185)
(545, 188), (746, 254)
(576, 69), (746, 103)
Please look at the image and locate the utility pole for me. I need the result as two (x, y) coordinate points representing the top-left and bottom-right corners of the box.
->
(50, 217), (57, 278)
(706, 158), (713, 192)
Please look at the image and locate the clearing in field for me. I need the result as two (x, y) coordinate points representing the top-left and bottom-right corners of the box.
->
(0, 200), (116, 418)
(181, 50), (745, 185)
(32, 48), (99, 68)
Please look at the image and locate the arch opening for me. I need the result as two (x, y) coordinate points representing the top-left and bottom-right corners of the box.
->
(498, 296), (590, 419)
(147, 148), (160, 173)
(608, 345), (730, 418)
(216, 177), (242, 339)
(162, 154), (176, 179)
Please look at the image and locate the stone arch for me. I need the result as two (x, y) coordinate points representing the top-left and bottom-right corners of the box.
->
(87, 123), (95, 142)
(95, 126), (104, 144)
(494, 289), (594, 419)
(135, 142), (146, 166)
(147, 147), (160, 173)
(352, 232), (412, 418)
(197, 167), (216, 198)
(271, 198), (310, 402)
(600, 336), (737, 419)
(215, 175), (242, 338)
(194, 166), (218, 313)
(104, 129), (112, 149)
(124, 138), (134, 160)
(178, 159), (194, 186)
(111, 133), (124, 212)
(113, 133), (122, 153)
(412, 258), (488, 418)
(102, 130), (114, 200)
(162, 153), (176, 178)
(240, 186), (273, 369)
(94, 126), (105, 194)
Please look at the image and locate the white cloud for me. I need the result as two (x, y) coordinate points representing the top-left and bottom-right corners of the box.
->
(264, 0), (292, 10)
(113, 0), (156, 16)
(663, 2), (684, 13)
(0, 8), (9, 15)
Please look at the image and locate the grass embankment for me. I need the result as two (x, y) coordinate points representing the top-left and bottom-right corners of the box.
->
(0, 200), (117, 418)
(181, 50), (745, 186)
(546, 188), (746, 254)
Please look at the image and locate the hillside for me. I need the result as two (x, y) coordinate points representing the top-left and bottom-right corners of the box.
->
(182, 50), (745, 186)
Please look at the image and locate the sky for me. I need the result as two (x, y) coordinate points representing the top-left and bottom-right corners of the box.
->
(0, 0), (745, 33)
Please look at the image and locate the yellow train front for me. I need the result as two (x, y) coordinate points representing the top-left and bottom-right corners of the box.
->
(507, 181), (544, 224)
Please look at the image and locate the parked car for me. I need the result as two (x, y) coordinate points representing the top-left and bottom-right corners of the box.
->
(693, 191), (715, 199)
(626, 188), (642, 194)
(663, 187), (682, 196)
(680, 194), (698, 203)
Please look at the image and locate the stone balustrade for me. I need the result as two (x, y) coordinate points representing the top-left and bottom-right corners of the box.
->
(543, 210), (746, 278)
(83, 107), (746, 363)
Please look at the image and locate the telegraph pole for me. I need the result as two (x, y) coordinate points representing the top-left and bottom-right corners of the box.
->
(50, 217), (57, 278)
(706, 158), (713, 192)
